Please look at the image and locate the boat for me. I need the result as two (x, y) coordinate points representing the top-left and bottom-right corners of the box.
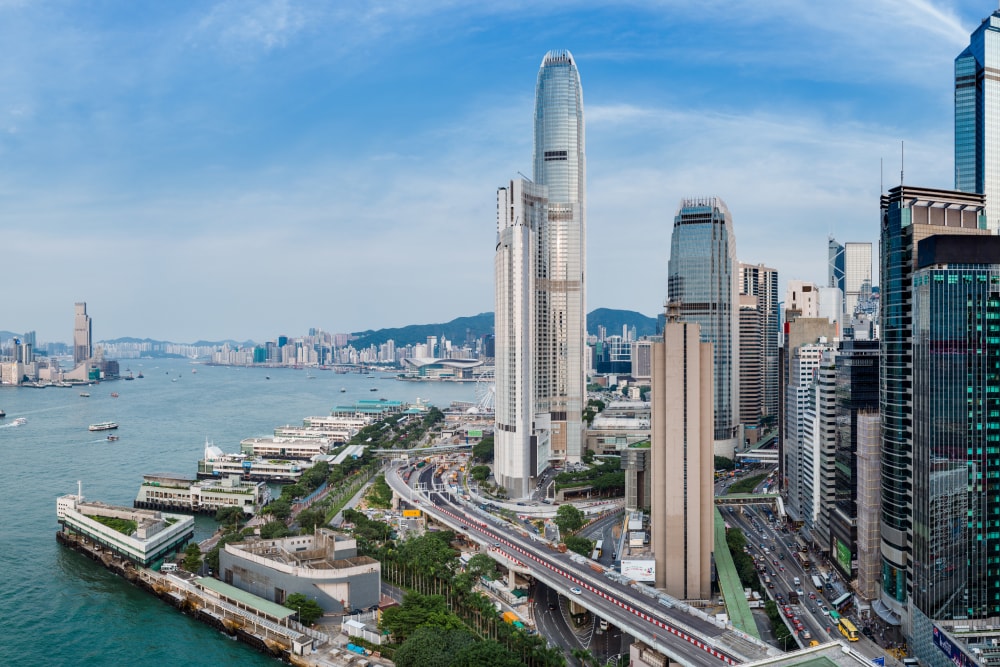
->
(192, 368), (197, 374)
(340, 388), (346, 393)
(124, 369), (134, 381)
(79, 392), (90, 398)
(137, 371), (144, 378)
(89, 422), (119, 432)
(106, 435), (119, 442)
(265, 376), (270, 380)
(110, 392), (119, 398)
(11, 417), (26, 426)
(172, 378), (178, 382)
(0, 409), (5, 418)
(370, 387), (378, 392)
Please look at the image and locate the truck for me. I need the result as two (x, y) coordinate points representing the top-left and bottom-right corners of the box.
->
(788, 590), (799, 603)
(556, 543), (568, 553)
(502, 611), (519, 624)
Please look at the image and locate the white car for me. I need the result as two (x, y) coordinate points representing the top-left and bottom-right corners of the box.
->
(570, 587), (583, 595)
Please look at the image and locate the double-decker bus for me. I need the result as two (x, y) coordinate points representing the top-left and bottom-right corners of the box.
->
(838, 617), (859, 642)
(796, 551), (811, 568)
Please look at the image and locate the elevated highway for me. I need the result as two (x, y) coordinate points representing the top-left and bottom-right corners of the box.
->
(387, 462), (779, 667)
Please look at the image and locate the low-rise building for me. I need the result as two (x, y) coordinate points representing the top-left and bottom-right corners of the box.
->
(220, 529), (381, 614)
(134, 473), (270, 515)
(198, 441), (305, 484)
(240, 436), (332, 460)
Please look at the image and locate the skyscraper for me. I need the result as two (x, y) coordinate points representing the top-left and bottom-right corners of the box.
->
(493, 50), (585, 497)
(668, 197), (739, 453)
(532, 50), (587, 463)
(73, 302), (92, 366)
(739, 262), (779, 422)
(878, 185), (988, 641)
(956, 11), (1000, 231)
(651, 305), (713, 600)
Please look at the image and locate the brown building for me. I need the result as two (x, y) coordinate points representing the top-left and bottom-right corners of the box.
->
(650, 308), (714, 600)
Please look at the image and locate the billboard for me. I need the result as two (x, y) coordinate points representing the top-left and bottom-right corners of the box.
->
(933, 624), (978, 667)
(402, 509), (422, 518)
(836, 538), (852, 572)
(468, 429), (483, 438)
(621, 559), (655, 582)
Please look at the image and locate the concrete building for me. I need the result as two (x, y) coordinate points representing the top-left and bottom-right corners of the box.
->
(219, 529), (380, 615)
(740, 263), (779, 422)
(73, 302), (92, 365)
(739, 293), (763, 428)
(784, 341), (834, 525)
(650, 306), (713, 600)
(621, 445), (652, 512)
(134, 473), (270, 515)
(631, 339), (653, 384)
(807, 351), (837, 546)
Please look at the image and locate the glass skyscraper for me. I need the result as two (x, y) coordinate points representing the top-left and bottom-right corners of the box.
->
(668, 197), (739, 446)
(532, 50), (586, 462)
(956, 11), (1000, 231)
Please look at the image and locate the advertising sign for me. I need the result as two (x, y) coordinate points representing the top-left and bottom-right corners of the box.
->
(468, 429), (483, 438)
(402, 509), (422, 518)
(621, 559), (655, 582)
(836, 538), (852, 572)
(933, 624), (977, 667)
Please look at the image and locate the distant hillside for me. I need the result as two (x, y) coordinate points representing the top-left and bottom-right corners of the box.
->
(587, 308), (658, 338)
(350, 313), (494, 350)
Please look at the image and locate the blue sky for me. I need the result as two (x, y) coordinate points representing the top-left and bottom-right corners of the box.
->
(0, 0), (980, 343)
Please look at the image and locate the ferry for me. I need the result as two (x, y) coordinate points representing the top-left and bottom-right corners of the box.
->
(89, 422), (119, 432)
(79, 392), (90, 398)
(11, 417), (26, 426)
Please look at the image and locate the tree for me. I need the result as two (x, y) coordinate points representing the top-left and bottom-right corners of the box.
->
(215, 506), (245, 528)
(262, 498), (292, 520)
(453, 638), (524, 667)
(562, 535), (593, 557)
(284, 592), (324, 625)
(260, 520), (293, 539)
(470, 465), (491, 482)
(296, 507), (328, 532)
(393, 625), (475, 667)
(182, 543), (203, 572)
(381, 592), (464, 643)
(465, 553), (497, 581)
(472, 435), (494, 462)
(554, 504), (586, 534)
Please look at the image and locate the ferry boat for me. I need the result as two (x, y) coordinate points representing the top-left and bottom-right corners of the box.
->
(79, 392), (90, 397)
(340, 388), (346, 392)
(11, 417), (26, 426)
(106, 435), (119, 442)
(89, 422), (119, 432)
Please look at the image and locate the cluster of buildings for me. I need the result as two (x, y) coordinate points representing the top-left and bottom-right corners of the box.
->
(495, 14), (1000, 665)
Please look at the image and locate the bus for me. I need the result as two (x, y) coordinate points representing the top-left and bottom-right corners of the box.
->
(795, 536), (809, 553)
(594, 540), (603, 559)
(838, 617), (859, 642)
(829, 610), (841, 624)
(832, 592), (853, 611)
(796, 551), (811, 569)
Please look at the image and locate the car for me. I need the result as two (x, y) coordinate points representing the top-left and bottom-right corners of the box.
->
(570, 587), (582, 595)
(548, 602), (557, 610)
(809, 592), (817, 600)
(779, 554), (785, 560)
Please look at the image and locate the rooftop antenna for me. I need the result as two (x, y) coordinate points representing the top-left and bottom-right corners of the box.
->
(900, 140), (905, 186)
(880, 157), (883, 194)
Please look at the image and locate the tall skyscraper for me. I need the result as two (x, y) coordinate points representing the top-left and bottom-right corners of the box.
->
(738, 294), (763, 427)
(651, 305), (713, 600)
(494, 50), (585, 497)
(908, 234), (1000, 662)
(73, 302), (92, 366)
(956, 12), (1000, 230)
(668, 197), (739, 453)
(878, 185), (988, 644)
(533, 49), (586, 464)
(739, 263), (779, 422)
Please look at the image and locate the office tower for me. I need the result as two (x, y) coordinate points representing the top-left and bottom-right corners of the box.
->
(878, 185), (988, 643)
(533, 49), (586, 463)
(738, 294), (763, 428)
(829, 238), (873, 316)
(73, 302), (92, 365)
(907, 234), (1000, 662)
(956, 12), (1000, 231)
(828, 339), (878, 581)
(630, 339), (653, 384)
(854, 411), (881, 601)
(494, 179), (547, 499)
(828, 237), (845, 291)
(651, 305), (713, 599)
(739, 263), (779, 422)
(785, 280), (819, 319)
(668, 197), (739, 454)
(817, 287), (843, 333)
(783, 340), (833, 524)
(808, 352), (837, 548)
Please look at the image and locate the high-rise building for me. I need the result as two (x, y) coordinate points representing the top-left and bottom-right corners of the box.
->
(494, 179), (547, 499)
(828, 238), (873, 316)
(878, 185), (988, 641)
(784, 340), (834, 524)
(907, 234), (1000, 662)
(739, 263), (779, 421)
(73, 302), (92, 366)
(668, 197), (739, 454)
(532, 49), (586, 464)
(956, 12), (1000, 231)
(738, 294), (763, 428)
(651, 305), (713, 599)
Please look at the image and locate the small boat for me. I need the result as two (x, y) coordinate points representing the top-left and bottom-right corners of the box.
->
(340, 388), (346, 393)
(89, 422), (119, 432)
(124, 369), (134, 381)
(265, 376), (270, 380)
(0, 409), (5, 418)
(192, 368), (197, 374)
(106, 435), (119, 442)
(79, 392), (90, 398)
(172, 378), (178, 382)
(370, 387), (378, 392)
(110, 392), (119, 398)
(137, 371), (144, 378)
(11, 417), (26, 426)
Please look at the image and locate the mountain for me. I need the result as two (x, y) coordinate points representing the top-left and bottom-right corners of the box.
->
(349, 313), (494, 350)
(587, 308), (659, 338)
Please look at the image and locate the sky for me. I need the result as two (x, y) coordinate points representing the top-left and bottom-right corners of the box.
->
(0, 0), (984, 343)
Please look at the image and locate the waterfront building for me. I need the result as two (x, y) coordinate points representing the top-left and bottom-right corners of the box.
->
(650, 305), (713, 600)
(739, 262), (779, 421)
(239, 436), (333, 460)
(877, 185), (989, 643)
(73, 302), (92, 365)
(532, 49), (587, 465)
(667, 197), (739, 457)
(906, 234), (1000, 663)
(399, 357), (484, 379)
(219, 528), (380, 615)
(956, 11), (1000, 231)
(57, 486), (194, 567)
(134, 473), (270, 515)
(273, 423), (355, 443)
(198, 441), (305, 484)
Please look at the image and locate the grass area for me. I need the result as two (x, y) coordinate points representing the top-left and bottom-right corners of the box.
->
(88, 515), (137, 536)
(728, 473), (768, 495)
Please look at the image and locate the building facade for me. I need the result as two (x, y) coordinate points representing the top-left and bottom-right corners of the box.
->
(738, 294), (763, 428)
(956, 11), (1000, 231)
(73, 302), (92, 365)
(668, 197), (739, 455)
(533, 50), (587, 464)
(650, 309), (713, 600)
(740, 263), (779, 421)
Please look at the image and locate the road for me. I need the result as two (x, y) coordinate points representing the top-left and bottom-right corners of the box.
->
(393, 460), (776, 667)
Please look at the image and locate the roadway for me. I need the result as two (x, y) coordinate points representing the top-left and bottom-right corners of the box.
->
(391, 460), (777, 667)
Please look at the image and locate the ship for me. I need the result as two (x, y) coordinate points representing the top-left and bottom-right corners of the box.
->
(340, 388), (346, 393)
(89, 422), (119, 432)
(136, 371), (144, 378)
(106, 435), (119, 442)
(124, 369), (134, 381)
(11, 417), (26, 426)
(79, 392), (90, 398)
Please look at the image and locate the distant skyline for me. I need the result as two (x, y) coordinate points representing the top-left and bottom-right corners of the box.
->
(0, 1), (979, 342)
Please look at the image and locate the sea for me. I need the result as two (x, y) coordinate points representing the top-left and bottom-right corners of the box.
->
(0, 358), (475, 667)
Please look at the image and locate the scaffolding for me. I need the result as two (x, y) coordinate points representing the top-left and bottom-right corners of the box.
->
(855, 411), (881, 600)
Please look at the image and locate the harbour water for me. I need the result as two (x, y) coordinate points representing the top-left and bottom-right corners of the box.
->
(0, 359), (474, 666)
